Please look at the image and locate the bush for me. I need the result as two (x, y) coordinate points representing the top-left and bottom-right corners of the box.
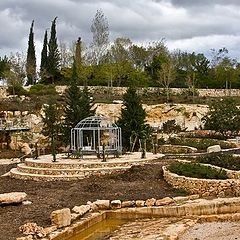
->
(7, 84), (29, 96)
(168, 162), (228, 179)
(29, 84), (57, 96)
(197, 153), (240, 171)
(168, 137), (236, 150)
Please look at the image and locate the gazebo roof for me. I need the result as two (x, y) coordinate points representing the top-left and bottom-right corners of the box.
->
(74, 115), (119, 130)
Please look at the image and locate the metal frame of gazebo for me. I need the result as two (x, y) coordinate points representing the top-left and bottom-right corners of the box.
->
(71, 116), (122, 156)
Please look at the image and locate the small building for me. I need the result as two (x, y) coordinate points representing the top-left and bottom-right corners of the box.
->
(71, 116), (122, 156)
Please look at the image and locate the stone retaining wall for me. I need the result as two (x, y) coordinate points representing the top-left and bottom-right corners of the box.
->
(163, 166), (240, 197)
(17, 196), (240, 240)
(159, 144), (198, 154)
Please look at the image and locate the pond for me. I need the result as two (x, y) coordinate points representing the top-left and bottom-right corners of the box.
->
(66, 218), (129, 240)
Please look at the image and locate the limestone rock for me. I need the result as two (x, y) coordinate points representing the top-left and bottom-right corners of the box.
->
(19, 222), (45, 237)
(111, 200), (122, 209)
(93, 200), (110, 210)
(22, 200), (32, 205)
(135, 200), (145, 207)
(0, 192), (27, 205)
(20, 143), (32, 155)
(16, 236), (33, 240)
(207, 145), (221, 153)
(122, 200), (135, 208)
(72, 205), (90, 216)
(145, 198), (156, 207)
(50, 208), (71, 228)
(156, 197), (174, 206)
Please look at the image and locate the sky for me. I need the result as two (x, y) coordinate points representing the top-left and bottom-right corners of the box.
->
(1, 0), (240, 62)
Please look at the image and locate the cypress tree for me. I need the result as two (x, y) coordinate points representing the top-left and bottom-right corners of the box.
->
(40, 30), (48, 83)
(48, 17), (60, 84)
(63, 61), (95, 145)
(117, 86), (147, 151)
(42, 96), (60, 162)
(26, 20), (36, 85)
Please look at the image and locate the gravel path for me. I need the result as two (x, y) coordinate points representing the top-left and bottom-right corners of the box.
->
(179, 221), (240, 240)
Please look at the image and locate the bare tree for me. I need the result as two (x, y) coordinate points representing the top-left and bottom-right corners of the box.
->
(158, 58), (176, 102)
(89, 9), (109, 65)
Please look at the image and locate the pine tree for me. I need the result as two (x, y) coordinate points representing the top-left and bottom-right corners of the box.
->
(117, 86), (147, 151)
(48, 17), (60, 84)
(40, 30), (48, 82)
(26, 20), (36, 85)
(42, 96), (60, 162)
(63, 62), (95, 145)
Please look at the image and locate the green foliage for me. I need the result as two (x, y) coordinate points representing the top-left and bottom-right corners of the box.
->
(42, 96), (61, 161)
(117, 86), (148, 150)
(168, 162), (228, 179)
(161, 119), (182, 136)
(26, 20), (36, 85)
(203, 98), (240, 137)
(0, 56), (10, 79)
(62, 62), (95, 145)
(168, 137), (236, 150)
(197, 153), (240, 171)
(7, 84), (28, 96)
(29, 84), (57, 96)
(40, 30), (48, 82)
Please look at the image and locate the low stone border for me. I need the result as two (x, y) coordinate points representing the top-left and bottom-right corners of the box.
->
(16, 195), (240, 240)
(159, 145), (198, 154)
(163, 165), (240, 197)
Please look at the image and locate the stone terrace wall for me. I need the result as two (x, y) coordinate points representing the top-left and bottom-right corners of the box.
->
(163, 166), (240, 197)
(1, 86), (240, 98)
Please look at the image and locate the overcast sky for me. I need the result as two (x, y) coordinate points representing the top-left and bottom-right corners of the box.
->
(1, 0), (240, 62)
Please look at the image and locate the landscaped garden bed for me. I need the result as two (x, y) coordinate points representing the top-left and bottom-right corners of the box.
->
(196, 153), (240, 171)
(167, 162), (228, 179)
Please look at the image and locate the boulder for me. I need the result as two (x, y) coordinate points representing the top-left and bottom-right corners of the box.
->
(110, 200), (121, 209)
(135, 200), (145, 207)
(19, 222), (45, 238)
(207, 145), (221, 153)
(122, 200), (135, 208)
(0, 192), (27, 205)
(156, 197), (174, 206)
(50, 208), (71, 228)
(20, 143), (32, 155)
(145, 198), (156, 207)
(72, 205), (90, 216)
(93, 200), (110, 210)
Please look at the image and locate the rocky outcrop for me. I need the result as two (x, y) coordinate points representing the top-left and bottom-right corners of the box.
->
(0, 192), (27, 205)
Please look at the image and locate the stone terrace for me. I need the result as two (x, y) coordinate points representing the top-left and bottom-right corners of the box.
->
(9, 152), (164, 181)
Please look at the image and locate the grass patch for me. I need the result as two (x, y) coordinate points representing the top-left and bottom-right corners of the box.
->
(196, 153), (240, 171)
(168, 162), (228, 179)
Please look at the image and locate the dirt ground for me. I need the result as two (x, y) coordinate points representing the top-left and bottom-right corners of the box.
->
(0, 158), (185, 240)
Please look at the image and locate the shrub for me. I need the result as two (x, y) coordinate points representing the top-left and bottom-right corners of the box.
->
(168, 137), (236, 150)
(197, 153), (240, 171)
(7, 84), (29, 96)
(29, 84), (57, 96)
(168, 162), (228, 179)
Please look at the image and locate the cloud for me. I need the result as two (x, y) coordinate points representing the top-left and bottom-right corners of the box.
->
(0, 0), (240, 61)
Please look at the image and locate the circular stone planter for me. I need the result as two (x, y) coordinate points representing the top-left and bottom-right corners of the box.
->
(163, 165), (240, 197)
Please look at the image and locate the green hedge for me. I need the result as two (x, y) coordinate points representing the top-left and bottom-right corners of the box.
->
(197, 153), (240, 171)
(168, 137), (236, 150)
(168, 162), (228, 179)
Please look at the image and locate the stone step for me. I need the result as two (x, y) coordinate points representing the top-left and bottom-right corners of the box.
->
(17, 164), (130, 176)
(9, 168), (86, 181)
(24, 159), (134, 169)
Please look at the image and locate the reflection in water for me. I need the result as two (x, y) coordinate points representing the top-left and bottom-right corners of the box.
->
(67, 218), (128, 240)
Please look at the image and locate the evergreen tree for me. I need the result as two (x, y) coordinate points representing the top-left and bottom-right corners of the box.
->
(62, 61), (95, 145)
(40, 30), (48, 82)
(48, 17), (60, 84)
(42, 96), (60, 162)
(117, 86), (147, 151)
(26, 20), (36, 85)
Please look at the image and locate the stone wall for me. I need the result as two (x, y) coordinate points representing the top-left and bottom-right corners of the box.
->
(158, 144), (197, 154)
(163, 166), (240, 197)
(0, 86), (7, 98)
